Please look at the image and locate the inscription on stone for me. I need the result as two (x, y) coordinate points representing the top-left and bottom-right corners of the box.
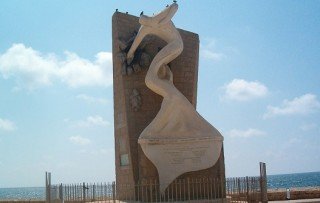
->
(164, 145), (209, 165)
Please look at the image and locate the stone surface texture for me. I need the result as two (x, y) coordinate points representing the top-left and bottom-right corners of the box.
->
(126, 3), (223, 193)
(112, 8), (225, 199)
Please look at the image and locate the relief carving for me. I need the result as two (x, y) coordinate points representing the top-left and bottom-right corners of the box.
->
(117, 32), (151, 76)
(126, 3), (224, 193)
(130, 89), (142, 112)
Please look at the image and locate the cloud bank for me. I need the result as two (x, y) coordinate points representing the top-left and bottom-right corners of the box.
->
(69, 136), (91, 146)
(77, 115), (110, 127)
(264, 94), (320, 118)
(227, 128), (266, 138)
(67, 115), (110, 128)
(200, 39), (225, 61)
(222, 79), (268, 101)
(76, 94), (108, 105)
(0, 43), (113, 90)
(0, 118), (15, 132)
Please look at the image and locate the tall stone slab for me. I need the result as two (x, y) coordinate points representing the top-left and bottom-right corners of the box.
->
(112, 11), (225, 200)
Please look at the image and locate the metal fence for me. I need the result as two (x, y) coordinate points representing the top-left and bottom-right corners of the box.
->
(116, 178), (226, 202)
(60, 182), (114, 202)
(46, 163), (268, 203)
(47, 177), (264, 203)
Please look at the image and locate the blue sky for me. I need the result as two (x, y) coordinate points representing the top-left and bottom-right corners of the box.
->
(0, 0), (319, 188)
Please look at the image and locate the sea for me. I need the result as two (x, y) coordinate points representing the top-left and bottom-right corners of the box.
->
(0, 171), (319, 200)
(267, 171), (320, 189)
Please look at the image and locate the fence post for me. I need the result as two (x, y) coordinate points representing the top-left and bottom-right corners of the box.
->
(93, 183), (96, 201)
(246, 176), (249, 202)
(59, 183), (64, 203)
(220, 176), (224, 200)
(220, 177), (225, 203)
(45, 172), (48, 203)
(260, 162), (268, 203)
(187, 178), (190, 201)
(83, 182), (86, 202)
(45, 172), (51, 203)
(112, 181), (116, 203)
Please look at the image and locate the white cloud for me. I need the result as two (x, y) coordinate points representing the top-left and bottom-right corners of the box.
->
(222, 79), (268, 101)
(202, 50), (225, 61)
(69, 136), (91, 146)
(0, 118), (16, 132)
(90, 148), (111, 155)
(76, 94), (108, 105)
(264, 94), (320, 118)
(0, 43), (113, 90)
(227, 128), (266, 138)
(300, 123), (317, 131)
(74, 115), (110, 128)
(200, 39), (225, 61)
(57, 51), (112, 88)
(288, 137), (301, 144)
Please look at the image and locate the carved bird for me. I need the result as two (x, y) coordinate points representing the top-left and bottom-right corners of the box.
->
(140, 11), (144, 16)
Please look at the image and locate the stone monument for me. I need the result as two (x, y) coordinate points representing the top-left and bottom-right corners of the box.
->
(113, 3), (225, 201)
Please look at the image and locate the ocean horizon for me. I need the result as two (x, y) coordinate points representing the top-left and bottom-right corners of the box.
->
(1, 171), (319, 200)
(267, 171), (320, 189)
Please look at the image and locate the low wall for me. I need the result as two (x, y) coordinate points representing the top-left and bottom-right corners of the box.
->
(268, 187), (320, 201)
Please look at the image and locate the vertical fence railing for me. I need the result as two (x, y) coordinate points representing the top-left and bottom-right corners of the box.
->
(49, 176), (264, 203)
(225, 176), (261, 203)
(45, 172), (51, 203)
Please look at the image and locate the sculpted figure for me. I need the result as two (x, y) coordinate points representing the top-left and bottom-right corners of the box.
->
(130, 89), (142, 112)
(127, 3), (223, 193)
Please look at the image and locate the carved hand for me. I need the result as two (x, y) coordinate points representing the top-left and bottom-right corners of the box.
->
(127, 51), (134, 64)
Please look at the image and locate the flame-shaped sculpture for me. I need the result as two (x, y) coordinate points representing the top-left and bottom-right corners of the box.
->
(127, 3), (224, 193)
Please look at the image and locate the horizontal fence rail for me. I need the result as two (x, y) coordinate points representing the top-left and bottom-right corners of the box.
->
(48, 177), (263, 203)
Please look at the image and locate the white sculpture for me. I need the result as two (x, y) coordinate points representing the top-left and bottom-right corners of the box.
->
(127, 3), (223, 193)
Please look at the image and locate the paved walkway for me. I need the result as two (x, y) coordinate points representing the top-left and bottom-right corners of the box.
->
(270, 199), (320, 203)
